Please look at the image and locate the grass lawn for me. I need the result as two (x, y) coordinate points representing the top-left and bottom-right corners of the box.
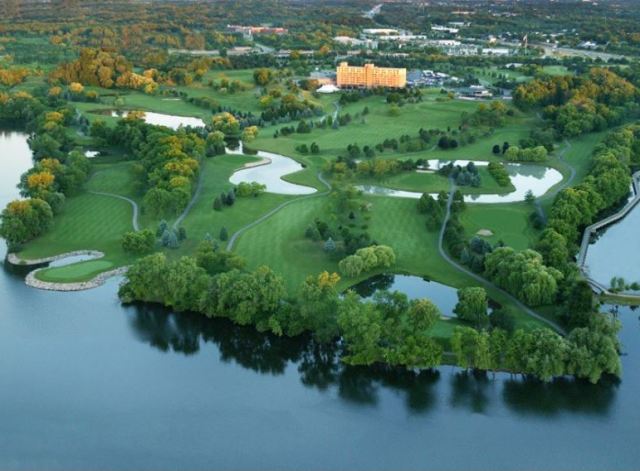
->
(232, 191), (549, 331)
(177, 154), (296, 253)
(459, 202), (539, 250)
(253, 96), (480, 158)
(234, 196), (335, 294)
(18, 192), (134, 269)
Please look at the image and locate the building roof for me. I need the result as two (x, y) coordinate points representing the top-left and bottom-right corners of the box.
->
(316, 84), (341, 94)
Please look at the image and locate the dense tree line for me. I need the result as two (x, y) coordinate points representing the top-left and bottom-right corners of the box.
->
(544, 124), (638, 261)
(513, 69), (639, 136)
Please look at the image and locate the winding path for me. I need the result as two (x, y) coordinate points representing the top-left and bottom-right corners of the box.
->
(438, 182), (567, 335)
(226, 172), (331, 251)
(173, 164), (206, 230)
(88, 191), (140, 231)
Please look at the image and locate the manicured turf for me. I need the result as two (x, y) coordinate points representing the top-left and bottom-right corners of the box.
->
(234, 196), (336, 294)
(232, 191), (548, 330)
(36, 260), (114, 283)
(19, 192), (134, 267)
(253, 95), (480, 159)
(458, 202), (539, 250)
(177, 154), (296, 253)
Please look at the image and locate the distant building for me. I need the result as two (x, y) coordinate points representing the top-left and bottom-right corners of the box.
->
(431, 25), (459, 34)
(459, 85), (493, 99)
(482, 47), (511, 56)
(362, 28), (399, 36)
(333, 36), (378, 49)
(336, 62), (406, 88)
(227, 25), (288, 35)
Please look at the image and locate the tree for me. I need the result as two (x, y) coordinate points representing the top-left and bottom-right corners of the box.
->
(195, 241), (245, 275)
(565, 314), (621, 383)
(524, 190), (536, 205)
(338, 292), (383, 365)
(0, 198), (53, 248)
(253, 68), (272, 86)
(535, 229), (569, 270)
(484, 247), (563, 306)
(211, 112), (240, 136)
(454, 287), (489, 327)
(451, 327), (491, 370)
(338, 254), (363, 277)
(241, 126), (259, 142)
(121, 229), (156, 254)
(219, 227), (229, 241)
(492, 144), (501, 154)
(213, 197), (223, 211)
(293, 271), (341, 340)
(323, 237), (336, 253)
(562, 279), (595, 328)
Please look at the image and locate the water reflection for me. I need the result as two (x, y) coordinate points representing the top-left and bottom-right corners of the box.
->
(125, 302), (618, 417)
(502, 376), (618, 416)
(450, 370), (493, 414)
(351, 274), (462, 317)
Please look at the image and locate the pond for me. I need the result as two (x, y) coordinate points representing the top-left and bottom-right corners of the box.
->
(2, 130), (640, 470)
(357, 163), (563, 204)
(350, 274), (460, 317)
(105, 110), (206, 129)
(228, 143), (317, 195)
(584, 204), (640, 290)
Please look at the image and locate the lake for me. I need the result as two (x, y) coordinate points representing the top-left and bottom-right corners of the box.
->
(584, 203), (640, 289)
(227, 143), (317, 195)
(1, 131), (639, 470)
(106, 110), (206, 129)
(357, 162), (563, 203)
(351, 274), (460, 317)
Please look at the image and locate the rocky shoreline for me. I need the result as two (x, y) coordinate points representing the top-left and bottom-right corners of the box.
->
(6, 250), (127, 292)
(24, 266), (129, 292)
(6, 250), (105, 266)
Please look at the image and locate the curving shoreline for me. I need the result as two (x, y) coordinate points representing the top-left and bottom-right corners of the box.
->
(6, 250), (127, 291)
(6, 250), (105, 266)
(25, 266), (128, 291)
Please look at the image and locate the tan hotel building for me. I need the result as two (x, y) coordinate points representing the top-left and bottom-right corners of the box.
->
(336, 62), (406, 88)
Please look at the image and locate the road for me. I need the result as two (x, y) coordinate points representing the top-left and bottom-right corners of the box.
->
(173, 165), (206, 230)
(363, 3), (383, 19)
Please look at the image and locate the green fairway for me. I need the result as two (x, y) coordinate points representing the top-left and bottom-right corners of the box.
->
(234, 196), (336, 294)
(18, 192), (133, 267)
(177, 154), (297, 253)
(252, 95), (480, 158)
(232, 190), (549, 330)
(459, 202), (539, 250)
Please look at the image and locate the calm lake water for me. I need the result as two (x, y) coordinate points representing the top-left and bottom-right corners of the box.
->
(1, 131), (639, 470)
(227, 143), (317, 195)
(358, 163), (563, 203)
(107, 110), (206, 129)
(585, 204), (640, 289)
(352, 274), (459, 317)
